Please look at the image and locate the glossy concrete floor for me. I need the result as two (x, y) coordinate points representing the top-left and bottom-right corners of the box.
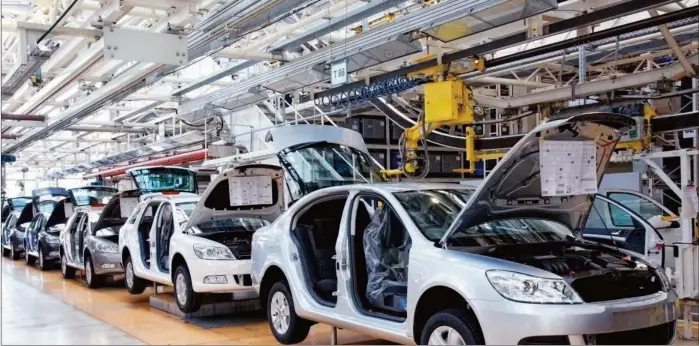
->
(3, 258), (698, 345)
(1, 258), (388, 345)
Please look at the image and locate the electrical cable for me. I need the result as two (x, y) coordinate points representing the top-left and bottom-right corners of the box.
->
(36, 0), (79, 44)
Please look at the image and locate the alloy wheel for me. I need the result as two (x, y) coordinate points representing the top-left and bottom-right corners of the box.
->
(86, 260), (92, 284)
(270, 291), (291, 334)
(175, 272), (187, 305)
(125, 261), (134, 288)
(428, 326), (465, 345)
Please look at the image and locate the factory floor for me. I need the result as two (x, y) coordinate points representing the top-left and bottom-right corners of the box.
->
(2, 258), (697, 345)
(0, 259), (387, 345)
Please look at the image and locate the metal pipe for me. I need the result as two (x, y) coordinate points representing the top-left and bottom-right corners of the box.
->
(1, 113), (47, 122)
(648, 9), (696, 76)
(1, 134), (19, 140)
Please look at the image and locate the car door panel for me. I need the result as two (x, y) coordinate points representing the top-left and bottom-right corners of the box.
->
(584, 196), (663, 267)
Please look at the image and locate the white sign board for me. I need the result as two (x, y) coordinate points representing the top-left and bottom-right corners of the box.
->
(64, 202), (74, 218)
(228, 176), (274, 206)
(120, 197), (139, 218)
(103, 27), (188, 65)
(540, 140), (598, 196)
(330, 59), (348, 86)
(682, 130), (696, 139)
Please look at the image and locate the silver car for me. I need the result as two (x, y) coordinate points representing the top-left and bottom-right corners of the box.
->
(59, 186), (120, 288)
(251, 113), (679, 345)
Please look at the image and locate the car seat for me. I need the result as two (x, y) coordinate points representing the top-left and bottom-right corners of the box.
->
(363, 206), (411, 314)
(310, 218), (339, 297)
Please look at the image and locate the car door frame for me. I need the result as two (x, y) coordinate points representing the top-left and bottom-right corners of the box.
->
(65, 211), (86, 264)
(151, 201), (175, 275)
(344, 189), (415, 324)
(27, 214), (45, 254)
(587, 194), (664, 267)
(604, 189), (677, 217)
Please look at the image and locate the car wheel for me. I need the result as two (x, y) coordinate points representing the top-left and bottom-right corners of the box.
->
(10, 245), (20, 260)
(38, 247), (50, 271)
(85, 255), (102, 289)
(420, 309), (483, 345)
(24, 245), (35, 265)
(124, 255), (147, 294)
(61, 251), (75, 279)
(173, 264), (201, 313)
(267, 280), (310, 344)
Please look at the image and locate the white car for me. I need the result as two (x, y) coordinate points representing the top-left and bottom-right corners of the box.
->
(119, 165), (282, 313)
(250, 113), (679, 345)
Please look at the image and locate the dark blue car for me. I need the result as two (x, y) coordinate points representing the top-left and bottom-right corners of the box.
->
(24, 198), (70, 270)
(2, 188), (68, 260)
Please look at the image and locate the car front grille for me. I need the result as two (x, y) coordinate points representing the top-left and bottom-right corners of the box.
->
(569, 270), (662, 303)
(585, 321), (675, 345)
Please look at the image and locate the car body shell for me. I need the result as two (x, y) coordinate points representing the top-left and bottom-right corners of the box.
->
(251, 113), (680, 345)
(60, 206), (123, 275)
(119, 193), (258, 298)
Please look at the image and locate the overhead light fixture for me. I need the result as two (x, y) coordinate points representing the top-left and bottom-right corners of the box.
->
(1, 44), (55, 97)
(422, 0), (558, 42)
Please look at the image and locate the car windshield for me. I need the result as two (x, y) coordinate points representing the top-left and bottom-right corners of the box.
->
(70, 187), (117, 206)
(36, 201), (58, 214)
(193, 218), (270, 234)
(278, 142), (387, 201)
(393, 189), (473, 242)
(445, 218), (572, 247)
(176, 202), (197, 218)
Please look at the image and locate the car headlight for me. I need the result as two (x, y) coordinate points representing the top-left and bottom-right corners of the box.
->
(96, 243), (119, 254)
(193, 244), (235, 260)
(486, 270), (583, 304)
(45, 236), (60, 244)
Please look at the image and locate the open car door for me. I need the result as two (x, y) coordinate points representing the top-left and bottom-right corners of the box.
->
(583, 194), (664, 267)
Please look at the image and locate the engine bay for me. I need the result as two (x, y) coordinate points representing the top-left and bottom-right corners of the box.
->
(462, 241), (664, 302)
(196, 232), (253, 260)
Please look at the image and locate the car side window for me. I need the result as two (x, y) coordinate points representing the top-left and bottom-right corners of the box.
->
(608, 192), (669, 220)
(69, 212), (84, 234)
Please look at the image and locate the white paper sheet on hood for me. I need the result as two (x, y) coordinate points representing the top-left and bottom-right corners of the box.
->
(120, 197), (139, 218)
(228, 176), (273, 206)
(540, 140), (598, 197)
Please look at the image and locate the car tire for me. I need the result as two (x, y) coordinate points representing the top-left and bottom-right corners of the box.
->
(61, 251), (75, 279)
(38, 247), (50, 271)
(2, 247), (9, 257)
(10, 245), (20, 260)
(24, 245), (35, 265)
(85, 255), (102, 289)
(420, 309), (484, 345)
(267, 280), (310, 344)
(173, 264), (201, 313)
(124, 255), (147, 295)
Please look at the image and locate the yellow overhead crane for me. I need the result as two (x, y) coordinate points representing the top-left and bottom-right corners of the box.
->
(383, 53), (662, 178)
(384, 54), (509, 177)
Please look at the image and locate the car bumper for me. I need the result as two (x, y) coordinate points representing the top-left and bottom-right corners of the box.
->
(471, 291), (680, 345)
(189, 259), (257, 299)
(43, 242), (61, 260)
(92, 251), (124, 275)
(9, 235), (24, 249)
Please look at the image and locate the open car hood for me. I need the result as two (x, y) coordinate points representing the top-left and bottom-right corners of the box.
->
(45, 198), (69, 229)
(1, 197), (31, 221)
(128, 166), (198, 194)
(441, 113), (635, 244)
(31, 188), (69, 213)
(68, 186), (118, 207)
(92, 190), (141, 232)
(183, 164), (284, 230)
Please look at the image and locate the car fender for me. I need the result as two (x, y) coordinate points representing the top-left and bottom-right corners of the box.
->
(251, 223), (287, 294)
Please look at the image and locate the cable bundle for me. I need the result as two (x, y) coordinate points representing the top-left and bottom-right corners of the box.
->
(315, 76), (427, 107)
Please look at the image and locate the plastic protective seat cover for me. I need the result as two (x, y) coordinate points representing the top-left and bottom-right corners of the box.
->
(362, 206), (411, 309)
(158, 206), (174, 271)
